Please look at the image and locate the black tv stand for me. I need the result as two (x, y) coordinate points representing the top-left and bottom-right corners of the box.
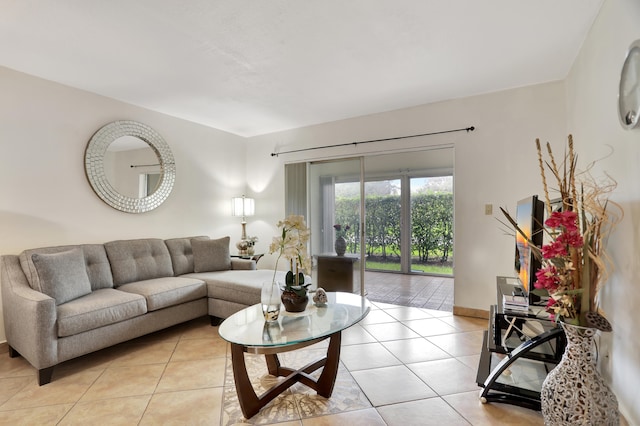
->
(528, 291), (542, 305)
(475, 277), (566, 410)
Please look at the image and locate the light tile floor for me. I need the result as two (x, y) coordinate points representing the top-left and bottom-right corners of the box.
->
(0, 302), (546, 425)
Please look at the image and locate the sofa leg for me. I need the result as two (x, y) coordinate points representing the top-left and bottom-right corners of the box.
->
(38, 367), (54, 386)
(8, 345), (20, 358)
(209, 315), (223, 326)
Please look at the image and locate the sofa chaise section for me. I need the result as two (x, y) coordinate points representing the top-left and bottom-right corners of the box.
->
(166, 235), (280, 323)
(186, 269), (282, 320)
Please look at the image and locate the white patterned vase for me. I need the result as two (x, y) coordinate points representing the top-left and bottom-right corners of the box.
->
(540, 322), (619, 426)
(334, 236), (346, 256)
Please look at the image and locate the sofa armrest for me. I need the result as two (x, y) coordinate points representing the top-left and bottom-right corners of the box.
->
(1, 255), (58, 369)
(230, 259), (257, 270)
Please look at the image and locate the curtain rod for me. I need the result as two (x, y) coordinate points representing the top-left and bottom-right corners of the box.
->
(270, 125), (475, 157)
(130, 163), (160, 168)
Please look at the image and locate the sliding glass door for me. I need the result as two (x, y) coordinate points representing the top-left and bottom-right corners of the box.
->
(362, 149), (454, 276)
(308, 158), (365, 295)
(362, 178), (402, 272)
(288, 146), (453, 297)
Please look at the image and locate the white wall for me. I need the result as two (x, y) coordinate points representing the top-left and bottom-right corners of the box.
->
(246, 82), (567, 310)
(0, 66), (248, 341)
(564, 0), (640, 422)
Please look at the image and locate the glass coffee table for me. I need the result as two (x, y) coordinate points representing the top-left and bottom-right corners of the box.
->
(219, 291), (370, 418)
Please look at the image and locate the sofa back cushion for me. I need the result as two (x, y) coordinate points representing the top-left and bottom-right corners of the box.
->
(165, 236), (209, 276)
(105, 238), (174, 286)
(19, 244), (114, 291)
(30, 248), (93, 305)
(192, 236), (231, 273)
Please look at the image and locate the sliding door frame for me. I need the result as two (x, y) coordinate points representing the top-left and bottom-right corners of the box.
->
(307, 157), (366, 297)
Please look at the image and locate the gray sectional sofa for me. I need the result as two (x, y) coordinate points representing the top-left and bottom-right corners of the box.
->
(1, 236), (282, 385)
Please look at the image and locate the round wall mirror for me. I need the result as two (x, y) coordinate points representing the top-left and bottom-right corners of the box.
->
(85, 121), (176, 213)
(619, 39), (640, 130)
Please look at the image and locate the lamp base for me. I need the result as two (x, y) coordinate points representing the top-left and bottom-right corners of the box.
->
(236, 240), (249, 256)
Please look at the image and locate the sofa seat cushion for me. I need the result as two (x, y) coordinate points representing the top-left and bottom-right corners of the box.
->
(117, 277), (206, 312)
(186, 270), (283, 306)
(57, 288), (147, 337)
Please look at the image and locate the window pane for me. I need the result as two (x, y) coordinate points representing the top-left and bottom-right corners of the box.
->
(410, 176), (453, 275)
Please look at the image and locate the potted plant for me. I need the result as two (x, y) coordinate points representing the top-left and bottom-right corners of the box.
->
(269, 214), (312, 312)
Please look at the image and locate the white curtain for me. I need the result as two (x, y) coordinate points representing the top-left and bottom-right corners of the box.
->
(284, 162), (307, 217)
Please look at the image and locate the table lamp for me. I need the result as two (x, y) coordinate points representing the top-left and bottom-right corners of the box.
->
(231, 195), (255, 255)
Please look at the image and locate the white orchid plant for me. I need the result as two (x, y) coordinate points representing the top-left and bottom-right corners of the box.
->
(269, 214), (312, 296)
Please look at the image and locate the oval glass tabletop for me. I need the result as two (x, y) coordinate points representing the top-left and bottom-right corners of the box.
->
(219, 292), (370, 348)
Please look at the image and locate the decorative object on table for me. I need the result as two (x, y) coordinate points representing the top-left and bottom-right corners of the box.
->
(261, 280), (281, 322)
(313, 287), (328, 306)
(280, 262), (311, 312)
(231, 195), (255, 255)
(269, 214), (312, 313)
(541, 322), (619, 425)
(500, 136), (622, 424)
(246, 236), (258, 256)
(333, 224), (350, 256)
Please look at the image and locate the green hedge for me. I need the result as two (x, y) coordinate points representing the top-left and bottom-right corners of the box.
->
(334, 193), (453, 264)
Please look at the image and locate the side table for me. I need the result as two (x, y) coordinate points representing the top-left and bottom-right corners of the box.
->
(231, 253), (264, 263)
(316, 254), (359, 293)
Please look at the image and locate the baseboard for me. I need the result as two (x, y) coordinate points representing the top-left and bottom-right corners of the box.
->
(0, 341), (7, 354)
(453, 305), (490, 319)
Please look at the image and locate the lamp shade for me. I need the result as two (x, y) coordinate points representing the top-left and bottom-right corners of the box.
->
(231, 196), (255, 217)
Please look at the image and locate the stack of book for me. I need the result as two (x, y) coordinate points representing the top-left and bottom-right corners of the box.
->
(502, 294), (529, 312)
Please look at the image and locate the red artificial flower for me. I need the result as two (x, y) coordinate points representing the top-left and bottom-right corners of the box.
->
(541, 240), (567, 259)
(545, 297), (558, 321)
(535, 266), (560, 292)
(558, 229), (584, 248)
(545, 210), (579, 231)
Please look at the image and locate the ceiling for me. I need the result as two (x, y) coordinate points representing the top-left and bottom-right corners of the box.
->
(0, 0), (603, 137)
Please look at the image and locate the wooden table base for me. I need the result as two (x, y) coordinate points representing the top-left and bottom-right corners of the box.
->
(230, 331), (342, 419)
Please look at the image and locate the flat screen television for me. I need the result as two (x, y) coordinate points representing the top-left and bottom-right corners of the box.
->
(514, 195), (545, 303)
